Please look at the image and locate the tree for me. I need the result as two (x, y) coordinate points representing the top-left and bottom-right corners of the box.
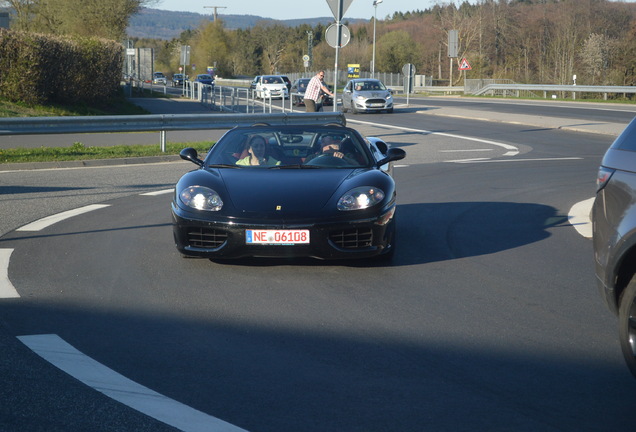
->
(0, 0), (158, 39)
(376, 30), (418, 73)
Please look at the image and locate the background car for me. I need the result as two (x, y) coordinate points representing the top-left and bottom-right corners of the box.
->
(249, 76), (260, 91)
(593, 116), (636, 378)
(172, 123), (406, 261)
(194, 74), (215, 87)
(172, 73), (185, 86)
(152, 72), (167, 85)
(290, 78), (310, 106)
(253, 75), (288, 99)
(281, 75), (292, 91)
(341, 78), (394, 114)
(290, 78), (333, 107)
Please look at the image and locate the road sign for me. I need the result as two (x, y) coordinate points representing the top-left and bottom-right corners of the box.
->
(302, 54), (310, 62)
(402, 63), (415, 77)
(448, 30), (458, 58)
(325, 0), (353, 20)
(458, 58), (472, 70)
(325, 24), (350, 48)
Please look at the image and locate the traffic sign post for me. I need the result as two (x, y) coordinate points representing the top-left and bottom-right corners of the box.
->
(402, 63), (415, 105)
(325, 0), (354, 112)
(458, 58), (472, 88)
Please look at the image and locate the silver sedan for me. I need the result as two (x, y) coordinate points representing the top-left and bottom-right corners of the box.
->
(341, 78), (394, 114)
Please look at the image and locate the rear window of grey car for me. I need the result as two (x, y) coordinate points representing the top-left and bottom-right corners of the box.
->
(612, 119), (636, 151)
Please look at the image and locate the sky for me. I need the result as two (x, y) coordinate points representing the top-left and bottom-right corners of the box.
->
(150, 0), (447, 21)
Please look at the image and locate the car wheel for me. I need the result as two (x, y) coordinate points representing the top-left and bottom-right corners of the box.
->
(386, 108), (394, 113)
(350, 101), (358, 114)
(619, 275), (636, 378)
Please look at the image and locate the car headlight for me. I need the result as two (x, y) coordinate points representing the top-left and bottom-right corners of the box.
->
(337, 186), (385, 211)
(179, 186), (223, 211)
(385, 94), (393, 101)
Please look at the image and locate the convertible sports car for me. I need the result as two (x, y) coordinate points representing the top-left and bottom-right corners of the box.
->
(171, 123), (406, 260)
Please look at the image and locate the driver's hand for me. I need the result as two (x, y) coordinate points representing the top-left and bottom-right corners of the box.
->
(333, 151), (344, 158)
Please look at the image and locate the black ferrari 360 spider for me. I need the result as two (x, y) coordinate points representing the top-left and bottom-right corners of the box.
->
(171, 123), (405, 260)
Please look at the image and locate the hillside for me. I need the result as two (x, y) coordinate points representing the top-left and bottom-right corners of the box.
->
(127, 8), (367, 40)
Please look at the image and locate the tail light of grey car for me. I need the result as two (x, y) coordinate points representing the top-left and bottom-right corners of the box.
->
(597, 166), (615, 192)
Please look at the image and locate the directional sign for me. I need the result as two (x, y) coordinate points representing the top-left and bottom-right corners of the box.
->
(325, 0), (353, 20)
(458, 58), (472, 71)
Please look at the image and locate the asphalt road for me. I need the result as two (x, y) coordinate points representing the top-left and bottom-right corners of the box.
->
(1, 98), (635, 431)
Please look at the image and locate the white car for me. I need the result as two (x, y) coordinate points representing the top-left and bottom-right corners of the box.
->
(152, 72), (167, 85)
(254, 75), (289, 99)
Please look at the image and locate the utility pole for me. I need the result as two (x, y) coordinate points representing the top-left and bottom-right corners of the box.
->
(203, 6), (227, 22)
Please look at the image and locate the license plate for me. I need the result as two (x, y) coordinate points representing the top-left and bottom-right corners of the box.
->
(370, 103), (384, 107)
(246, 229), (310, 245)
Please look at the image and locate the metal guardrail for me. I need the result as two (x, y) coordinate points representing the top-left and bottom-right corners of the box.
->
(0, 112), (346, 151)
(474, 83), (636, 99)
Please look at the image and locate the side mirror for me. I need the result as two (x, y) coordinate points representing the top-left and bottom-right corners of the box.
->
(180, 147), (204, 167)
(376, 147), (406, 167)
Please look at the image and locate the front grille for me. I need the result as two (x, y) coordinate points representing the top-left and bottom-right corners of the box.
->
(329, 228), (373, 249)
(365, 98), (386, 105)
(187, 227), (228, 249)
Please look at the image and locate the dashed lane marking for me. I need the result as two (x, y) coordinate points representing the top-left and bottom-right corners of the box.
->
(17, 204), (111, 232)
(569, 197), (595, 239)
(0, 249), (19, 298)
(18, 334), (248, 432)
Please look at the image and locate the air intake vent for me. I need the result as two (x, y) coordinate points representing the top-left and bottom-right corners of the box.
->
(329, 228), (373, 249)
(187, 228), (228, 249)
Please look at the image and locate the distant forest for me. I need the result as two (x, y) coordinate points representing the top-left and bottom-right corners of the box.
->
(133, 0), (636, 87)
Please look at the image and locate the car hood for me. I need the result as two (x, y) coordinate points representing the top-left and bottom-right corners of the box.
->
(219, 169), (354, 214)
(356, 90), (390, 98)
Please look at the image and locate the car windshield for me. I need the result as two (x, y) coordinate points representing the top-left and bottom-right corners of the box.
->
(297, 79), (310, 89)
(198, 75), (212, 80)
(354, 80), (387, 91)
(205, 126), (372, 168)
(263, 76), (284, 84)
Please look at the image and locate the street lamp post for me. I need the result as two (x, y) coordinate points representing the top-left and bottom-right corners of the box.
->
(371, 0), (383, 79)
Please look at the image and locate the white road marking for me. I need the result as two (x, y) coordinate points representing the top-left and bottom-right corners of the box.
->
(440, 149), (493, 152)
(0, 249), (19, 298)
(140, 189), (174, 196)
(569, 197), (595, 239)
(18, 334), (248, 432)
(447, 157), (582, 164)
(17, 204), (111, 232)
(348, 118), (520, 157)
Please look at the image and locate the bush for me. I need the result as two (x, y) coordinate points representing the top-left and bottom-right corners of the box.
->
(0, 29), (123, 106)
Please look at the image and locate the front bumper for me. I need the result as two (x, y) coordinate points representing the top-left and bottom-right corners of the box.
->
(171, 203), (396, 260)
(354, 98), (393, 112)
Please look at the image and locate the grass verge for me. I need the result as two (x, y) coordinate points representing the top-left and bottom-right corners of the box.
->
(0, 142), (213, 164)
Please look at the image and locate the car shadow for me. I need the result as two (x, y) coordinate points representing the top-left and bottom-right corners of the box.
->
(211, 201), (564, 268)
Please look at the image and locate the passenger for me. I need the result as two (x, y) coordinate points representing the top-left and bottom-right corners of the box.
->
(236, 136), (280, 166)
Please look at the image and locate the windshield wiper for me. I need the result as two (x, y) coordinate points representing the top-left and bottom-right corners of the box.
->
(207, 163), (241, 169)
(269, 164), (322, 169)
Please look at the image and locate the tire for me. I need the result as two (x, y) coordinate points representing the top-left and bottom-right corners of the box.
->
(350, 101), (358, 114)
(619, 274), (636, 378)
(386, 108), (394, 113)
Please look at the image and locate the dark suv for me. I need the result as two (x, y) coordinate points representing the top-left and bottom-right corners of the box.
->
(593, 116), (636, 378)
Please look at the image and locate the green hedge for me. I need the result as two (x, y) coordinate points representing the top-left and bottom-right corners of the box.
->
(0, 29), (123, 106)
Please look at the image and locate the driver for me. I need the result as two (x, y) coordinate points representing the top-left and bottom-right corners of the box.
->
(306, 135), (345, 162)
